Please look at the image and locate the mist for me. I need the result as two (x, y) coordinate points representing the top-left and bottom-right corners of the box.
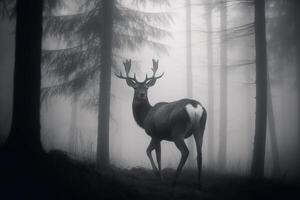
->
(0, 0), (300, 199)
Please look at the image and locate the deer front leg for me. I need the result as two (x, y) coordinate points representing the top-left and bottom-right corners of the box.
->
(146, 139), (160, 177)
(173, 138), (189, 186)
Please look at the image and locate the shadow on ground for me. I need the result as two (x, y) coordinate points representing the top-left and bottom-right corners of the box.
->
(0, 149), (299, 200)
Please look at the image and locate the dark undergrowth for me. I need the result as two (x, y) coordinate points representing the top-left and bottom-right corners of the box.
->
(0, 149), (299, 200)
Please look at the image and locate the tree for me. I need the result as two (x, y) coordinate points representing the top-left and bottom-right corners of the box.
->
(205, 0), (215, 167)
(69, 94), (79, 154)
(296, 3), (300, 178)
(218, 0), (228, 169)
(185, 0), (196, 167)
(96, 0), (114, 169)
(267, 74), (280, 176)
(251, 0), (268, 178)
(42, 0), (172, 168)
(42, 0), (171, 100)
(267, 0), (300, 177)
(5, 0), (44, 156)
(290, 0), (300, 178)
(186, 0), (193, 99)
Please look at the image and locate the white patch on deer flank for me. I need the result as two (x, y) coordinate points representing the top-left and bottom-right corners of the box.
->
(185, 104), (203, 125)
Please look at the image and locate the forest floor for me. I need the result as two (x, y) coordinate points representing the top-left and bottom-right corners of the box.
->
(113, 167), (300, 200)
(0, 150), (299, 200)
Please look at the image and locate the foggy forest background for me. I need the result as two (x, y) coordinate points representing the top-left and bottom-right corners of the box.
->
(0, 0), (299, 180)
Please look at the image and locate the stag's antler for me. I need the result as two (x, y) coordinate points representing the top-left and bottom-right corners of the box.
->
(115, 59), (138, 83)
(143, 59), (164, 83)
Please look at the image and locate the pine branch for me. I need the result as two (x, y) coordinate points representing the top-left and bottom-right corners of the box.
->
(43, 9), (98, 40)
(114, 32), (169, 53)
(41, 65), (99, 100)
(43, 43), (100, 80)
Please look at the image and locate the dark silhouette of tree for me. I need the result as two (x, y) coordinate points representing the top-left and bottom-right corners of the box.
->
(251, 0), (268, 178)
(288, 0), (300, 178)
(96, 0), (114, 169)
(219, 0), (280, 177)
(218, 0), (228, 169)
(296, 2), (300, 177)
(5, 0), (44, 156)
(267, 0), (300, 177)
(42, 0), (172, 168)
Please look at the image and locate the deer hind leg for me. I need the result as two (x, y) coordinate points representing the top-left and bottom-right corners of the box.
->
(172, 136), (189, 186)
(146, 139), (160, 177)
(193, 110), (206, 189)
(194, 131), (204, 189)
(155, 141), (162, 180)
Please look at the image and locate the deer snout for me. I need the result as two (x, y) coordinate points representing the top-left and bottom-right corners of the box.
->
(139, 92), (146, 99)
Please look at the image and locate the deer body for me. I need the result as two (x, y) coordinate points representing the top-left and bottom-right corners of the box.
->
(116, 59), (207, 189)
(134, 98), (205, 141)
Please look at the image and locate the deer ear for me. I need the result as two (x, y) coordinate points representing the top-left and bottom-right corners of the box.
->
(146, 79), (157, 87)
(126, 79), (136, 88)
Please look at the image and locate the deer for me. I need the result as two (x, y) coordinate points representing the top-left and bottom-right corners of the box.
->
(115, 59), (207, 189)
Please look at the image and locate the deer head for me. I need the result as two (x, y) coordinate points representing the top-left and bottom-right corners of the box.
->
(115, 59), (164, 101)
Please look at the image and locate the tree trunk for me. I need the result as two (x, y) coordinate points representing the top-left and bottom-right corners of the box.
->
(96, 0), (114, 170)
(185, 0), (195, 167)
(5, 0), (44, 156)
(186, 0), (193, 98)
(244, 36), (253, 169)
(267, 73), (281, 177)
(206, 4), (215, 167)
(69, 94), (78, 155)
(251, 0), (268, 178)
(293, 0), (300, 179)
(297, 44), (300, 179)
(218, 0), (228, 169)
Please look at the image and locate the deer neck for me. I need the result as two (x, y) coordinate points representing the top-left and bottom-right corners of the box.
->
(132, 98), (152, 128)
